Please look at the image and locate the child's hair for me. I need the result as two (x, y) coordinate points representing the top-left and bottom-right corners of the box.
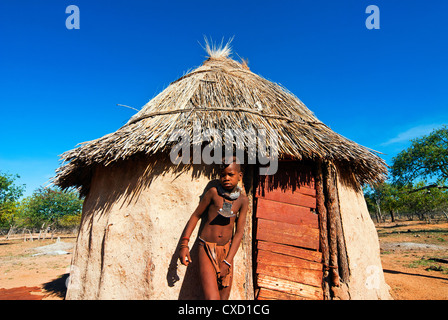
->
(220, 156), (242, 173)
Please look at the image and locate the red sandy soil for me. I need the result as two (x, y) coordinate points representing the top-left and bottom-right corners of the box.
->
(0, 237), (74, 300)
(0, 223), (447, 300)
(377, 221), (448, 300)
(0, 286), (45, 300)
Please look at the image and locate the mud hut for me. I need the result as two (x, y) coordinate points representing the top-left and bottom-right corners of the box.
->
(55, 42), (391, 300)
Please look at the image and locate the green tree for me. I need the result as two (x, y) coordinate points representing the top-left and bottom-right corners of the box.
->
(364, 181), (448, 223)
(391, 125), (448, 185)
(20, 187), (83, 230)
(0, 172), (25, 230)
(399, 182), (448, 222)
(364, 183), (401, 222)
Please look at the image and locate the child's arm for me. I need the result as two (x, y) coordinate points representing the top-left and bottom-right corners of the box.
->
(222, 196), (249, 270)
(179, 188), (214, 266)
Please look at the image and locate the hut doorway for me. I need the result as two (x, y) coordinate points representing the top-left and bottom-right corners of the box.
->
(253, 161), (324, 300)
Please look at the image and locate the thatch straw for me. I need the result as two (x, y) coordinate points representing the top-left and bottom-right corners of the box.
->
(53, 47), (387, 195)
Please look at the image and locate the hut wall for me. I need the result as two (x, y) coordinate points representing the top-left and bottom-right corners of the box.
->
(66, 155), (253, 299)
(335, 170), (391, 300)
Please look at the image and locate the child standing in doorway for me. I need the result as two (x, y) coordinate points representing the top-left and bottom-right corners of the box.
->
(179, 160), (248, 300)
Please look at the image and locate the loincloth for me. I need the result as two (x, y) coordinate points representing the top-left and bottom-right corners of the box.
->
(199, 237), (232, 288)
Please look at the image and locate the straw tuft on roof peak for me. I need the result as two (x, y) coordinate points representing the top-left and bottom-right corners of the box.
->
(203, 36), (233, 60)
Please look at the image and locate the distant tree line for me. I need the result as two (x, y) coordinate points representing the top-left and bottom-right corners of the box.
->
(364, 125), (448, 223)
(0, 173), (83, 237)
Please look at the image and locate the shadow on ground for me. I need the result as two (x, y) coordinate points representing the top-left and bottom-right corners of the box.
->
(42, 273), (69, 299)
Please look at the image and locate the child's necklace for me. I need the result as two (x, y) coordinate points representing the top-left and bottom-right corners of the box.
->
(217, 185), (241, 200)
(217, 185), (241, 218)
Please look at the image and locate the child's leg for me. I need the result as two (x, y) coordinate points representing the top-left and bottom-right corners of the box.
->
(198, 244), (220, 300)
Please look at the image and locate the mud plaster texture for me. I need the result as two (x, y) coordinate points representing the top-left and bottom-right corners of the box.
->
(336, 171), (392, 300)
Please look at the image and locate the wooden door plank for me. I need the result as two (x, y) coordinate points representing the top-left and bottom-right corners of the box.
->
(256, 249), (322, 271)
(256, 262), (322, 287)
(256, 189), (316, 208)
(257, 241), (322, 262)
(256, 198), (318, 228)
(257, 274), (323, 300)
(257, 288), (308, 300)
(256, 219), (320, 250)
(257, 183), (316, 197)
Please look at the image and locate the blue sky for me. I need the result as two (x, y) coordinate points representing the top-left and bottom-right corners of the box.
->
(1, 0), (447, 197)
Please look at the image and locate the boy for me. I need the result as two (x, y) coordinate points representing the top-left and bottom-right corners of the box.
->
(179, 160), (248, 300)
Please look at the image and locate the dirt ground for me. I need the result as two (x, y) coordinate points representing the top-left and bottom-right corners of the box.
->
(0, 236), (75, 300)
(0, 221), (447, 300)
(376, 221), (448, 300)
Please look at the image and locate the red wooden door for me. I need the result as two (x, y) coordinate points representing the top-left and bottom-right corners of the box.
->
(254, 161), (324, 300)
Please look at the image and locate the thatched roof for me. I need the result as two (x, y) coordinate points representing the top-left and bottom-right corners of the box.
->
(54, 45), (387, 194)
